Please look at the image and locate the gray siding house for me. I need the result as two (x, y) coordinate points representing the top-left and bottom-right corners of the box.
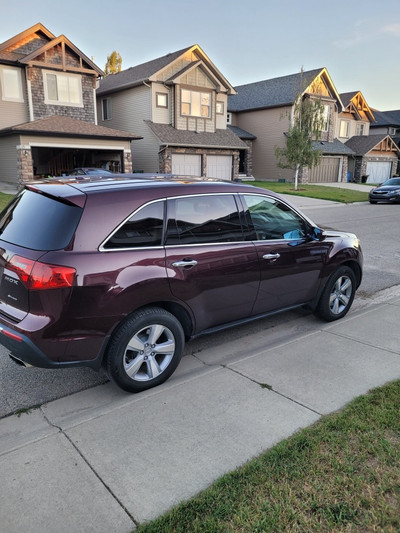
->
(228, 68), (356, 183)
(0, 23), (141, 185)
(96, 45), (248, 181)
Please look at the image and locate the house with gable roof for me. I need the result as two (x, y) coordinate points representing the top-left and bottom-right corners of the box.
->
(0, 23), (142, 185)
(96, 45), (248, 180)
(337, 92), (399, 182)
(227, 68), (356, 183)
(370, 109), (400, 137)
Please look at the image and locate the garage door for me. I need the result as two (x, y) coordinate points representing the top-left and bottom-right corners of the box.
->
(172, 154), (201, 176)
(366, 162), (391, 184)
(206, 155), (232, 180)
(308, 157), (341, 183)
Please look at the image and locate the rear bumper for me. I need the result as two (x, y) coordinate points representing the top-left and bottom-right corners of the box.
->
(0, 324), (105, 370)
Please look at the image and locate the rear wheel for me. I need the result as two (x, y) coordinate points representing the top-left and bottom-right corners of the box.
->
(105, 307), (184, 392)
(315, 266), (356, 322)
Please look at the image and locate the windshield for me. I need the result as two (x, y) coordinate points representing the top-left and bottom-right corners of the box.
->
(382, 178), (400, 186)
(0, 190), (82, 250)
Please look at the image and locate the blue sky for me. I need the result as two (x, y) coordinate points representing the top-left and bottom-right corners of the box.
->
(2, 0), (400, 110)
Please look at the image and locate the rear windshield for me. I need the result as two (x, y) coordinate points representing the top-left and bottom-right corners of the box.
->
(0, 190), (82, 250)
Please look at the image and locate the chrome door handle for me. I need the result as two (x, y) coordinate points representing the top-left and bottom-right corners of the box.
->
(172, 259), (198, 267)
(262, 253), (280, 260)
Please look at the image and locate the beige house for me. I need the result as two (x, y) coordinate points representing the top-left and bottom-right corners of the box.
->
(96, 45), (248, 180)
(338, 92), (399, 182)
(0, 23), (141, 185)
(228, 68), (356, 183)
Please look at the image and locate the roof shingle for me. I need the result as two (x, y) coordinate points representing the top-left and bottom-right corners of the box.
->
(228, 68), (324, 112)
(0, 116), (142, 140)
(145, 121), (247, 149)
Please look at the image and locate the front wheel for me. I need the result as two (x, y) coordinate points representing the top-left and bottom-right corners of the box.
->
(315, 266), (356, 322)
(105, 307), (185, 393)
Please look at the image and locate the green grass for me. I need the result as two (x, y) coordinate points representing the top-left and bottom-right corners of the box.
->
(136, 381), (400, 532)
(252, 181), (369, 203)
(0, 192), (14, 211)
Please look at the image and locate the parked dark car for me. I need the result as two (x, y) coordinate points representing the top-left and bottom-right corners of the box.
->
(0, 175), (363, 392)
(68, 167), (113, 176)
(369, 177), (400, 203)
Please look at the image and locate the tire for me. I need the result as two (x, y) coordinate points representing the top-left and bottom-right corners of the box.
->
(315, 266), (356, 322)
(105, 307), (184, 393)
(369, 199), (377, 204)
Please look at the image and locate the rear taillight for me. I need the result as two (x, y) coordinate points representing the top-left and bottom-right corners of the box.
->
(8, 255), (75, 290)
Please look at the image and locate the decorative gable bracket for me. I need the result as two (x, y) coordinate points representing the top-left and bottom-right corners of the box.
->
(19, 35), (104, 78)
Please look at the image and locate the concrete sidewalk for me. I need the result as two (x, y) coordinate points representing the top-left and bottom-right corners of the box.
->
(1, 290), (400, 532)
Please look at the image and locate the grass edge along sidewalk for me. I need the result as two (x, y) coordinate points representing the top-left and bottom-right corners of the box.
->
(137, 380), (400, 533)
(252, 181), (370, 203)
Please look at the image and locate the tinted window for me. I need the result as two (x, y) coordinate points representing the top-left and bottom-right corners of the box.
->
(243, 195), (306, 241)
(0, 190), (82, 251)
(104, 201), (164, 249)
(166, 194), (243, 245)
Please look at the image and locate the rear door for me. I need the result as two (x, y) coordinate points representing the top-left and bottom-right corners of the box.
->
(165, 193), (260, 333)
(241, 194), (330, 314)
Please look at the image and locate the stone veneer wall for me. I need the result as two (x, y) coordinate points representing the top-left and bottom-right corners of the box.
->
(27, 46), (96, 123)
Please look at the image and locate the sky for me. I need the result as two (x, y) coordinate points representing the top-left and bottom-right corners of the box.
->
(2, 0), (400, 110)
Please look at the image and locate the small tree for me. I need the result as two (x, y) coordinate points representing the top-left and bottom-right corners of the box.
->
(104, 51), (122, 76)
(275, 82), (325, 190)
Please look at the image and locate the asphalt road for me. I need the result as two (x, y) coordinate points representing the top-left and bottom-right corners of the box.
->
(1, 201), (398, 418)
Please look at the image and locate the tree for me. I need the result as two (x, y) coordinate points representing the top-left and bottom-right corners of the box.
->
(104, 51), (122, 76)
(275, 75), (325, 190)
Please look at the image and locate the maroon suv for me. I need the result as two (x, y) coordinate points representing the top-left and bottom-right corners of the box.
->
(0, 175), (363, 392)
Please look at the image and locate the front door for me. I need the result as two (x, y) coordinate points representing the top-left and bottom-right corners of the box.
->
(242, 194), (329, 314)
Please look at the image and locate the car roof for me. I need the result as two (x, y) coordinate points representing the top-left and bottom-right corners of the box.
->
(25, 174), (272, 206)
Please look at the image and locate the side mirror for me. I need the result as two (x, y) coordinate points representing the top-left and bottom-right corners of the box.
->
(309, 227), (324, 241)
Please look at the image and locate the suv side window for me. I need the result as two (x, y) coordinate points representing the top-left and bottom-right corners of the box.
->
(243, 194), (306, 241)
(103, 201), (164, 249)
(166, 194), (244, 245)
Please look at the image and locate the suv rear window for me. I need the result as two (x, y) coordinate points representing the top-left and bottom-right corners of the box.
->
(0, 190), (82, 251)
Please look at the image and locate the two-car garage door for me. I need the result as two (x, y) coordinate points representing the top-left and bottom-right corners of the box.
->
(366, 162), (391, 184)
(171, 154), (232, 180)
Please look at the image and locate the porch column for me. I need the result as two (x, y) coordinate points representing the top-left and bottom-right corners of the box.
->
(16, 145), (34, 184)
(124, 150), (133, 173)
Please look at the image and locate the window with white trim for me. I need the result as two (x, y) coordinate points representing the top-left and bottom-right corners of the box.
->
(0, 66), (24, 102)
(181, 89), (211, 118)
(102, 97), (111, 120)
(339, 120), (350, 138)
(43, 71), (83, 106)
(156, 92), (168, 108)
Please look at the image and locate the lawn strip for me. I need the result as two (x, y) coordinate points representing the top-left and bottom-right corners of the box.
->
(136, 381), (400, 532)
(252, 181), (369, 203)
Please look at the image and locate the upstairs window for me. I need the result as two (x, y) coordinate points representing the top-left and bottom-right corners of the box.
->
(0, 66), (24, 102)
(43, 71), (83, 107)
(356, 123), (365, 136)
(181, 89), (211, 118)
(102, 97), (111, 120)
(156, 92), (168, 108)
(216, 101), (224, 114)
(321, 104), (330, 132)
(339, 120), (350, 138)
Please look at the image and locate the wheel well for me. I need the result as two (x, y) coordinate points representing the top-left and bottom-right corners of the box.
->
(343, 260), (362, 288)
(134, 301), (194, 340)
